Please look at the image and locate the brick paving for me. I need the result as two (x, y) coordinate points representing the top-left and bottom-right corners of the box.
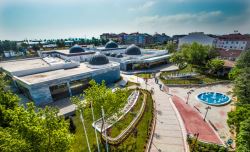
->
(171, 95), (223, 145)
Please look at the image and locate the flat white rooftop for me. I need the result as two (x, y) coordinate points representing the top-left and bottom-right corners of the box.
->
(17, 62), (119, 85)
(0, 58), (49, 72)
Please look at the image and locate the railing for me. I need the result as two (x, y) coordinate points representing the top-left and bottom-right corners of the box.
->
(102, 91), (147, 145)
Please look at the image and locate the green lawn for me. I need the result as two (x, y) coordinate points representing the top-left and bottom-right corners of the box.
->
(71, 90), (154, 152)
(108, 93), (144, 138)
(160, 65), (230, 85)
(136, 73), (152, 79)
(126, 81), (140, 87)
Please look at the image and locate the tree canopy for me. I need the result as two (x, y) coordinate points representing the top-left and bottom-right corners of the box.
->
(0, 74), (73, 152)
(206, 58), (224, 74)
(227, 49), (250, 151)
(72, 80), (128, 118)
(170, 42), (214, 70)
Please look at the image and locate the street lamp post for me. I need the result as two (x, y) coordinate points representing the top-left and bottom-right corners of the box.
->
(79, 109), (91, 152)
(203, 106), (211, 121)
(186, 89), (194, 104)
(101, 106), (109, 152)
(90, 101), (100, 152)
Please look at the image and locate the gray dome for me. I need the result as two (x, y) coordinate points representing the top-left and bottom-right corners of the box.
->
(89, 54), (109, 65)
(125, 44), (141, 55)
(116, 54), (123, 58)
(105, 53), (110, 56)
(110, 53), (117, 57)
(69, 45), (85, 53)
(105, 41), (118, 49)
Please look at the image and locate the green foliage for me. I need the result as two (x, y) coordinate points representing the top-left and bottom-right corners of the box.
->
(235, 50), (250, 69)
(236, 118), (250, 152)
(71, 89), (154, 152)
(187, 136), (227, 152)
(233, 68), (250, 104)
(1, 103), (74, 152)
(227, 105), (250, 133)
(170, 52), (186, 69)
(0, 74), (73, 152)
(227, 50), (250, 151)
(229, 49), (250, 80)
(72, 80), (128, 117)
(181, 42), (210, 67)
(206, 58), (224, 74)
(166, 42), (177, 53)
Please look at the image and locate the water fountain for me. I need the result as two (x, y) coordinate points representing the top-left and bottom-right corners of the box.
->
(196, 92), (231, 106)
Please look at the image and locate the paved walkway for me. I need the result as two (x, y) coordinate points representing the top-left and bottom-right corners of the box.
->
(139, 79), (186, 152)
(171, 95), (223, 145)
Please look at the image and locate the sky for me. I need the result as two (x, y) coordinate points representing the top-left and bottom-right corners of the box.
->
(0, 0), (250, 40)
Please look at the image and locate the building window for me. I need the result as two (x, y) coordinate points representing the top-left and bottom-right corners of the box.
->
(230, 46), (232, 48)
(226, 41), (228, 44)
(231, 41), (234, 44)
(236, 41), (238, 44)
(69, 78), (91, 95)
(49, 83), (70, 101)
(241, 47), (244, 49)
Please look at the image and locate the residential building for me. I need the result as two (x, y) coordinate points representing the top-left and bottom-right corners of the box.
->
(216, 33), (250, 51)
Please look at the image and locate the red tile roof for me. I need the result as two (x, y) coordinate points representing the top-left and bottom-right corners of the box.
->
(217, 49), (242, 58)
(218, 33), (250, 41)
(223, 60), (235, 68)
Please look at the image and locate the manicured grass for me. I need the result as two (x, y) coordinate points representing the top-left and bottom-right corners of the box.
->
(136, 73), (152, 79)
(160, 65), (229, 85)
(71, 90), (154, 152)
(108, 93), (144, 138)
(126, 81), (140, 87)
(109, 90), (153, 151)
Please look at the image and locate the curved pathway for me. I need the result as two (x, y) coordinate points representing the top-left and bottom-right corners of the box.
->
(122, 73), (186, 152)
(148, 79), (186, 152)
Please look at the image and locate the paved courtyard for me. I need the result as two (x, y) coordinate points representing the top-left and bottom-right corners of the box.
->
(168, 84), (233, 143)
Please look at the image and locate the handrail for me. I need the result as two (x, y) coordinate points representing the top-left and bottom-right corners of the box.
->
(102, 91), (147, 144)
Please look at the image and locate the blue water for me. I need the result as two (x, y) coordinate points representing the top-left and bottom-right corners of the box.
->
(197, 92), (230, 105)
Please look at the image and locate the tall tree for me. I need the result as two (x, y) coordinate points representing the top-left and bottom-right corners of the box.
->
(1, 103), (73, 152)
(233, 68), (250, 104)
(181, 42), (210, 69)
(206, 58), (224, 75)
(0, 74), (73, 152)
(166, 42), (177, 53)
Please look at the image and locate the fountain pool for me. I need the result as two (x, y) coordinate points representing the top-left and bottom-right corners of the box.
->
(196, 92), (231, 106)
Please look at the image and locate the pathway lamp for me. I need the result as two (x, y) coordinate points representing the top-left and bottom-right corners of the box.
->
(186, 89), (194, 104)
(203, 106), (211, 121)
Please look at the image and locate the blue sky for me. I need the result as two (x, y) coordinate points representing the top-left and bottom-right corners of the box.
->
(0, 0), (249, 40)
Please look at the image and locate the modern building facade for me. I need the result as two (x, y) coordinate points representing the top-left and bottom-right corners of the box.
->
(178, 32), (216, 49)
(0, 52), (120, 106)
(98, 41), (171, 71)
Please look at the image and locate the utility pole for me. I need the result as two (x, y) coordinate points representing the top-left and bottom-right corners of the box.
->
(203, 106), (211, 121)
(91, 101), (100, 152)
(79, 109), (91, 152)
(101, 106), (109, 152)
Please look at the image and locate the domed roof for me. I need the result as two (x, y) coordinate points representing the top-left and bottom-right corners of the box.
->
(89, 53), (109, 65)
(125, 44), (141, 55)
(116, 54), (123, 58)
(110, 53), (117, 57)
(69, 45), (85, 53)
(105, 41), (118, 49)
(105, 53), (110, 56)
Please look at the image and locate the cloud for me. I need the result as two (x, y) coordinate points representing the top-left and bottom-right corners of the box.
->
(135, 11), (222, 25)
(128, 0), (156, 12)
(134, 10), (250, 35)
